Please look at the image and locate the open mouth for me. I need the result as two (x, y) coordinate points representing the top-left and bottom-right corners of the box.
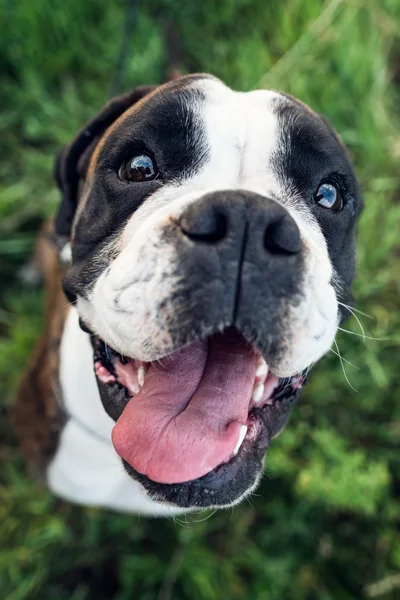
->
(93, 327), (305, 507)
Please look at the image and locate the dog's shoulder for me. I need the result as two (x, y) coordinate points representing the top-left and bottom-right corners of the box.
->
(14, 221), (68, 478)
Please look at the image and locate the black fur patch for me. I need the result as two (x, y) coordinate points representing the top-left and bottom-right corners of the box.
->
(273, 97), (363, 316)
(56, 77), (362, 509)
(64, 78), (210, 297)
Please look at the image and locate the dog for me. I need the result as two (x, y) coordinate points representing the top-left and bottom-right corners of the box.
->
(14, 74), (362, 515)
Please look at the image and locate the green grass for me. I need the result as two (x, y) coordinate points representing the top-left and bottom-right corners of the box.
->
(1, 1), (400, 598)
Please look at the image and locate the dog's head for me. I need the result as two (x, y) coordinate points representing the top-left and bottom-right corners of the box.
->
(55, 74), (362, 509)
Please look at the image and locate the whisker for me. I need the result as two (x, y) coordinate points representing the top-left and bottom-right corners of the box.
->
(331, 340), (358, 392)
(304, 361), (316, 380)
(345, 308), (366, 341)
(279, 376), (292, 392)
(338, 301), (370, 342)
(245, 495), (255, 508)
(188, 508), (218, 523)
(171, 514), (192, 529)
(338, 301), (373, 320)
(156, 358), (168, 369)
(338, 327), (389, 341)
(64, 299), (78, 308)
(150, 359), (168, 373)
(330, 347), (360, 370)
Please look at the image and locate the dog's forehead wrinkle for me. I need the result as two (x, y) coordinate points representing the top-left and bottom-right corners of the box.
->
(95, 79), (340, 255)
(118, 86), (292, 244)
(74, 79), (352, 442)
(23, 73), (364, 515)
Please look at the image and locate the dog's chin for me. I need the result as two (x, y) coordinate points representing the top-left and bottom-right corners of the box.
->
(91, 327), (306, 509)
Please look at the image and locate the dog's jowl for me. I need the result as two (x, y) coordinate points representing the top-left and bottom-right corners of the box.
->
(15, 74), (362, 515)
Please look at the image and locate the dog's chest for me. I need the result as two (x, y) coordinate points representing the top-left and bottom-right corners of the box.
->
(47, 307), (182, 516)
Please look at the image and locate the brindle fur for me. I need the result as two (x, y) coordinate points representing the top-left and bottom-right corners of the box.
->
(14, 221), (67, 478)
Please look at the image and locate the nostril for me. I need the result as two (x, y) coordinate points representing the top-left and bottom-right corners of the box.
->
(264, 217), (301, 255)
(180, 210), (228, 243)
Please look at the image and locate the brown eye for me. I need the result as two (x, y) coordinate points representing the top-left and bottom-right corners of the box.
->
(118, 154), (158, 182)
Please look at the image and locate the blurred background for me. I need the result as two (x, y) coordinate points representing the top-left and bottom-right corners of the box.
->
(1, 1), (399, 598)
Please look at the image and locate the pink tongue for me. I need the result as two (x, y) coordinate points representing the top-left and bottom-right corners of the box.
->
(112, 329), (257, 484)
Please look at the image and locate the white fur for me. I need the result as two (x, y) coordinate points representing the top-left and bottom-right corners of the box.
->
(48, 307), (185, 516)
(77, 78), (338, 375)
(57, 78), (341, 513)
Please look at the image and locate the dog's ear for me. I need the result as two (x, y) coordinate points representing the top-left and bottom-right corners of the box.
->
(54, 85), (156, 237)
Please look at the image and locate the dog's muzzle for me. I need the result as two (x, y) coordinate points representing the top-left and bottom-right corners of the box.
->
(94, 191), (307, 504)
(175, 191), (303, 356)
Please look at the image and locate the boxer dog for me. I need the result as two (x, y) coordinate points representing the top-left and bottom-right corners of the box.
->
(15, 74), (362, 515)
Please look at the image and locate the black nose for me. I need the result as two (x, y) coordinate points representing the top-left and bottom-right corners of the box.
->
(179, 191), (301, 255)
(180, 205), (228, 244)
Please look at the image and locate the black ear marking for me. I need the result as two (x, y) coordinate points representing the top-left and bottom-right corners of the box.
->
(54, 85), (157, 237)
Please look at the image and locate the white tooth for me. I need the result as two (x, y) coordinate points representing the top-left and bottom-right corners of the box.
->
(137, 366), (146, 387)
(252, 381), (264, 403)
(233, 425), (248, 456)
(255, 358), (268, 378)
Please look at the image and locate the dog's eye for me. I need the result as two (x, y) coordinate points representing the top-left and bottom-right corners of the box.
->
(119, 154), (158, 182)
(314, 182), (343, 211)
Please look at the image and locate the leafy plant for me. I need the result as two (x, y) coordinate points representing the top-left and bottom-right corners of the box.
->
(1, 1), (399, 598)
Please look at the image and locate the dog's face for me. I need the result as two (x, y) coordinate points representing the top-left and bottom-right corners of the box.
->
(56, 74), (362, 509)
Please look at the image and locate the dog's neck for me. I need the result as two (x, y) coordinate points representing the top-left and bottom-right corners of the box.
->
(47, 307), (184, 516)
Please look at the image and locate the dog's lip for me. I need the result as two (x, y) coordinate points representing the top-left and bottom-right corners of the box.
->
(120, 386), (303, 509)
(111, 328), (261, 484)
(122, 415), (267, 507)
(92, 331), (305, 504)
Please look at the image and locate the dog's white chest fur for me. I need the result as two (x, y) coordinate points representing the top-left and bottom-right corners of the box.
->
(47, 307), (182, 516)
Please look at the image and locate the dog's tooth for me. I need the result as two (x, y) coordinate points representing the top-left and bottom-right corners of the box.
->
(137, 366), (146, 387)
(233, 425), (248, 456)
(131, 382), (140, 395)
(255, 357), (268, 378)
(252, 381), (265, 403)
